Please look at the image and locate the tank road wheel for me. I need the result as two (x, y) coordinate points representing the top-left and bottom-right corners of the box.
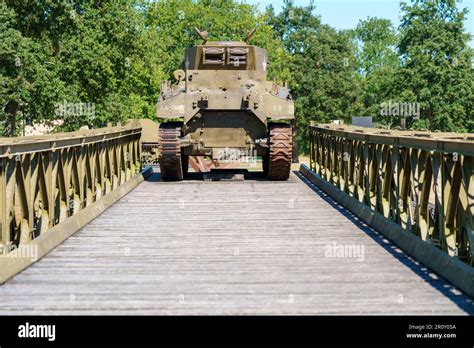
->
(158, 122), (184, 181)
(266, 123), (292, 181)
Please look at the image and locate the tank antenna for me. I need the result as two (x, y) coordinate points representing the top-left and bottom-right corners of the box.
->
(194, 27), (208, 44)
(244, 28), (256, 43)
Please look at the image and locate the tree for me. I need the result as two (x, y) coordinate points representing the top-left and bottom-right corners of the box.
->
(144, 0), (290, 82)
(352, 17), (400, 125)
(267, 0), (364, 153)
(397, 0), (474, 132)
(0, 1), (63, 136)
(3, 0), (473, 143)
(1, 0), (159, 133)
(1, 0), (289, 135)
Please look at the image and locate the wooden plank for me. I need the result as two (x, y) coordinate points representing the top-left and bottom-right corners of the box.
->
(0, 170), (472, 315)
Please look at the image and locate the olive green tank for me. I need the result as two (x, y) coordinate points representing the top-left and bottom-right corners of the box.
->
(156, 28), (295, 180)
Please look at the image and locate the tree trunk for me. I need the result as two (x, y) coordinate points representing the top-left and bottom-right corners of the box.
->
(427, 105), (433, 131)
(4, 100), (19, 137)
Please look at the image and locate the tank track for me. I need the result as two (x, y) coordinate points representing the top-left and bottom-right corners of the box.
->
(158, 122), (187, 181)
(266, 123), (292, 180)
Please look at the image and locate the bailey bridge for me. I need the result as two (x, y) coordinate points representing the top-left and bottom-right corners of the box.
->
(0, 123), (473, 315)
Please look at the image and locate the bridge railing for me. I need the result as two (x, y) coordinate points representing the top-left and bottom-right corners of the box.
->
(308, 124), (474, 265)
(0, 124), (142, 262)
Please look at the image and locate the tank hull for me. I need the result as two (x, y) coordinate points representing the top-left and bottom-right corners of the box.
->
(156, 39), (294, 180)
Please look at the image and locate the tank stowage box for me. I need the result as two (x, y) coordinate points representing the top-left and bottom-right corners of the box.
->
(156, 28), (295, 180)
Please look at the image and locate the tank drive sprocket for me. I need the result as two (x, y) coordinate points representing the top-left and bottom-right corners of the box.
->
(158, 122), (188, 181)
(265, 123), (292, 180)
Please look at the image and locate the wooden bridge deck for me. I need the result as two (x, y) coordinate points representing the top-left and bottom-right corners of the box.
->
(0, 170), (473, 315)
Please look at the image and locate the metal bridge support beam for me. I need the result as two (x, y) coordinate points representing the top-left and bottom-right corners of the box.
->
(0, 124), (145, 283)
(307, 124), (474, 268)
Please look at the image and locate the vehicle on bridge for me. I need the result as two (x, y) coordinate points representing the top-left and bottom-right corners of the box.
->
(156, 28), (295, 180)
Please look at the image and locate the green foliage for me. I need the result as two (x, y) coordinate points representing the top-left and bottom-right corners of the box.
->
(267, 0), (364, 153)
(397, 0), (474, 132)
(351, 17), (400, 125)
(1, 0), (162, 134)
(1, 0), (473, 150)
(145, 0), (290, 81)
(0, 0), (60, 135)
(354, 17), (399, 75)
(0, 0), (288, 135)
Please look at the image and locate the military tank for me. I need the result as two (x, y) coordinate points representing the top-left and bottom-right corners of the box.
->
(156, 28), (294, 181)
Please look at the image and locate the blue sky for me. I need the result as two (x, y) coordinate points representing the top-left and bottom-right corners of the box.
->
(243, 0), (474, 47)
